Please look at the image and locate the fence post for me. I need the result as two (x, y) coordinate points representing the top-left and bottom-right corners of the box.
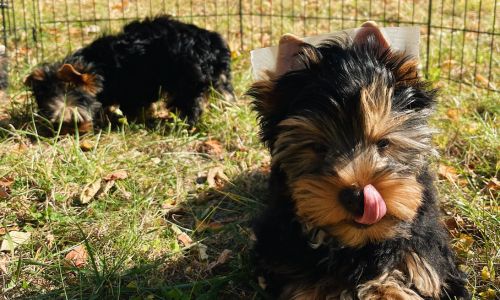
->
(425, 0), (432, 77)
(239, 0), (244, 51)
(0, 0), (7, 48)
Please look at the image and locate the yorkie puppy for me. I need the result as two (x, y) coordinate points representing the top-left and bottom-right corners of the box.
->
(249, 22), (469, 299)
(25, 15), (234, 133)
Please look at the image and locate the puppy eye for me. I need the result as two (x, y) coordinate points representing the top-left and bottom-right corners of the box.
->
(376, 138), (390, 150)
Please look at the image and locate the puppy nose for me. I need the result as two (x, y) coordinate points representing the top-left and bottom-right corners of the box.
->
(339, 188), (364, 216)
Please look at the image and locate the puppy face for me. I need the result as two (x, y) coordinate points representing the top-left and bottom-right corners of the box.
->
(249, 23), (436, 247)
(25, 62), (103, 133)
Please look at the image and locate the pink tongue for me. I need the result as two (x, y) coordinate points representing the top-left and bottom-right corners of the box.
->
(354, 184), (387, 225)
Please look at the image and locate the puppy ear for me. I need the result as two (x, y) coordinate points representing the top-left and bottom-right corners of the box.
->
(353, 21), (390, 54)
(275, 34), (317, 77)
(58, 64), (101, 95)
(24, 67), (46, 87)
(57, 64), (84, 83)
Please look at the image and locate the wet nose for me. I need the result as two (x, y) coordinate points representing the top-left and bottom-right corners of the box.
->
(338, 188), (364, 216)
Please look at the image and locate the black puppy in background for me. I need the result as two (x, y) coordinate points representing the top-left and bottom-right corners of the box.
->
(25, 15), (234, 133)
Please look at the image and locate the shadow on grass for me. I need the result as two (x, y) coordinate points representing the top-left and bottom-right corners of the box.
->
(7, 169), (270, 300)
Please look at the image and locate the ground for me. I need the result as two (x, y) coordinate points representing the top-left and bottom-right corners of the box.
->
(0, 1), (498, 299)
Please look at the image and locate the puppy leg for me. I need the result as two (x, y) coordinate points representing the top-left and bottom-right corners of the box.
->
(357, 270), (423, 300)
(169, 88), (208, 126)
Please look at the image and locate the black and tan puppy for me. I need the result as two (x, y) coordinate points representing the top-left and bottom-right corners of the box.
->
(25, 15), (234, 133)
(248, 22), (469, 299)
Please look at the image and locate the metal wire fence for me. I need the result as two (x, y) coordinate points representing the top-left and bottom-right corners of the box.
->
(0, 0), (498, 92)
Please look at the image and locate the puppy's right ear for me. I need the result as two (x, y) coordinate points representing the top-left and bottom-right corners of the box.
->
(250, 34), (318, 117)
(24, 67), (46, 87)
(274, 34), (319, 77)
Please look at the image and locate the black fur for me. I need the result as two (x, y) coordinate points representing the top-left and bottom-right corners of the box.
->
(25, 15), (234, 129)
(249, 36), (469, 299)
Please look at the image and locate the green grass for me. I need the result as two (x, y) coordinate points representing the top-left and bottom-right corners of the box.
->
(1, 1), (499, 299)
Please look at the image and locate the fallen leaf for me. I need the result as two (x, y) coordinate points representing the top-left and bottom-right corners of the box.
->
(0, 176), (14, 188)
(0, 231), (31, 252)
(208, 249), (232, 271)
(46, 233), (55, 248)
(170, 224), (192, 247)
(111, 0), (129, 11)
(0, 226), (20, 235)
(104, 170), (128, 181)
(475, 74), (489, 87)
(65, 245), (87, 268)
(80, 140), (94, 152)
(197, 139), (224, 157)
(0, 176), (13, 198)
(98, 180), (115, 198)
(80, 180), (101, 204)
(207, 166), (229, 188)
(0, 186), (8, 198)
(196, 220), (223, 232)
(197, 243), (208, 260)
(0, 255), (8, 274)
(438, 164), (458, 182)
(177, 232), (192, 247)
(486, 178), (500, 191)
(446, 109), (459, 121)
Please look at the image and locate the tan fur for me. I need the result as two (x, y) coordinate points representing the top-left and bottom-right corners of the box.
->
(404, 252), (442, 298)
(292, 165), (421, 247)
(357, 270), (423, 300)
(47, 96), (92, 125)
(57, 64), (100, 95)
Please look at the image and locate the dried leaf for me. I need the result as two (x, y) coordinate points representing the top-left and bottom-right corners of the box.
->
(0, 231), (31, 252)
(0, 176), (13, 199)
(98, 180), (115, 199)
(475, 74), (489, 86)
(208, 249), (232, 271)
(486, 178), (500, 191)
(0, 226), (20, 235)
(446, 109), (459, 121)
(207, 167), (229, 188)
(0, 255), (8, 274)
(111, 0), (129, 11)
(197, 139), (224, 157)
(0, 186), (8, 199)
(170, 224), (192, 247)
(197, 243), (208, 260)
(80, 180), (101, 204)
(196, 220), (223, 232)
(80, 140), (94, 152)
(64, 245), (88, 268)
(438, 164), (458, 182)
(104, 170), (128, 181)
(177, 232), (192, 247)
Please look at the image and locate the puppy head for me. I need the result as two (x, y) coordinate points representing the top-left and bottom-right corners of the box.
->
(248, 22), (436, 248)
(25, 62), (103, 133)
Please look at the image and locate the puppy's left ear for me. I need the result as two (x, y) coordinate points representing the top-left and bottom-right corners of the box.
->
(353, 21), (390, 54)
(57, 64), (101, 95)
